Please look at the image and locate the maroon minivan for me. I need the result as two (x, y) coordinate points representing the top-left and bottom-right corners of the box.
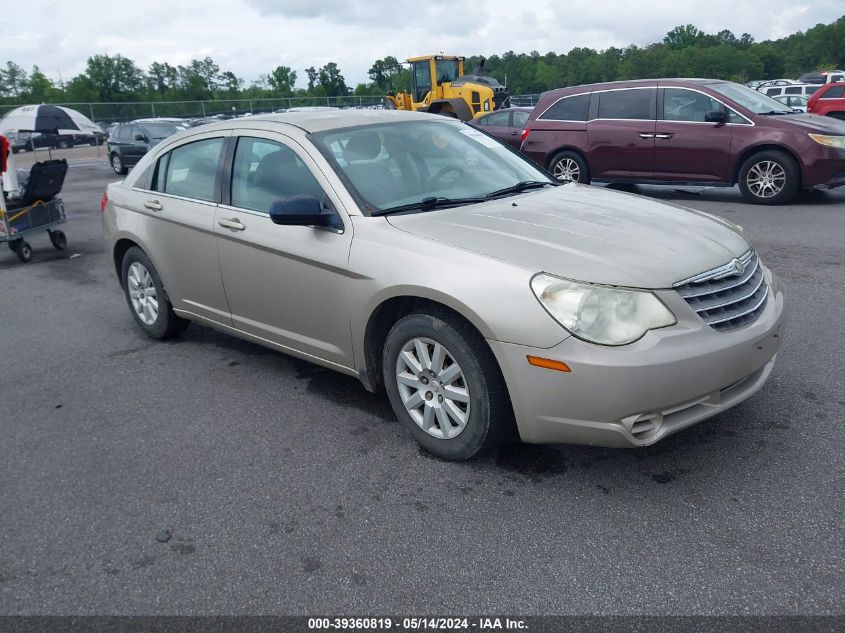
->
(520, 79), (845, 204)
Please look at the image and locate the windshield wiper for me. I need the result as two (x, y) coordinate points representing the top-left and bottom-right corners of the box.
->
(757, 111), (791, 116)
(485, 180), (559, 199)
(372, 196), (487, 216)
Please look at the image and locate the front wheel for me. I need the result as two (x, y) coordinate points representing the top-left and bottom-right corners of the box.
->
(737, 150), (800, 204)
(110, 152), (128, 175)
(14, 240), (32, 263)
(382, 311), (513, 460)
(549, 150), (590, 184)
(121, 247), (189, 339)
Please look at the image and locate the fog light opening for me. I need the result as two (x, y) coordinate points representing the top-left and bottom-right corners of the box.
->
(628, 412), (664, 440)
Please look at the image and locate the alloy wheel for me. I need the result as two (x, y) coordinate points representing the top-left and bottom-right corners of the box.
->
(111, 154), (122, 173)
(746, 160), (786, 198)
(395, 337), (470, 439)
(553, 158), (580, 182)
(127, 262), (159, 325)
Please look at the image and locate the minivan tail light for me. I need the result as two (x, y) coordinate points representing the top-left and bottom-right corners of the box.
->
(100, 192), (108, 213)
(521, 128), (531, 143)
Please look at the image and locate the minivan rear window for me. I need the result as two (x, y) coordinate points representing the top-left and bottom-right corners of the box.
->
(597, 89), (655, 120)
(539, 94), (590, 121)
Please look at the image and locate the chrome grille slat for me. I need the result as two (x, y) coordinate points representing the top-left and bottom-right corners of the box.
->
(675, 256), (759, 298)
(674, 250), (769, 332)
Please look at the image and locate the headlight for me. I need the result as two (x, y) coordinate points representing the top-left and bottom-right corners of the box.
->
(808, 133), (845, 149)
(530, 274), (676, 346)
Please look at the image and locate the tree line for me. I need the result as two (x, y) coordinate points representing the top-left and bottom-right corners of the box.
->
(1, 16), (842, 107)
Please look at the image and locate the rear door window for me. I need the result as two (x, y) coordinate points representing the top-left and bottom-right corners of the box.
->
(784, 86), (802, 95)
(158, 137), (224, 201)
(597, 89), (655, 120)
(539, 94), (590, 121)
(821, 86), (845, 98)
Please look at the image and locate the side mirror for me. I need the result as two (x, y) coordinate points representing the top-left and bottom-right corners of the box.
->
(269, 194), (334, 227)
(134, 133), (147, 142)
(704, 110), (727, 124)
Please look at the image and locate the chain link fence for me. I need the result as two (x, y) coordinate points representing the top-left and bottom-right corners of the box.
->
(1, 94), (541, 126)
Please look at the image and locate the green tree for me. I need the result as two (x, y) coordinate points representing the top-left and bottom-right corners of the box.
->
(22, 65), (55, 102)
(0, 61), (28, 98)
(305, 66), (318, 91)
(267, 65), (297, 95)
(317, 62), (347, 96)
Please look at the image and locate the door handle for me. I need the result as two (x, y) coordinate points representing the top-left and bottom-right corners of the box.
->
(218, 218), (246, 231)
(144, 200), (163, 211)
(654, 133), (674, 139)
(638, 133), (655, 139)
(510, 131), (519, 135)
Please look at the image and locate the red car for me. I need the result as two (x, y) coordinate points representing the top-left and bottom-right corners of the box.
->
(807, 82), (845, 120)
(520, 79), (845, 204)
(467, 107), (533, 149)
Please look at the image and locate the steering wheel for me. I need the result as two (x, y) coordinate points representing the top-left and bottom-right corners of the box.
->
(431, 166), (464, 189)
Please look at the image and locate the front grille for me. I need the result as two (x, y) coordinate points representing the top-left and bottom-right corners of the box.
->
(674, 249), (768, 332)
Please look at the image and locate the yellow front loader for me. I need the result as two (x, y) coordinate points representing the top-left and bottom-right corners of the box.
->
(385, 55), (509, 122)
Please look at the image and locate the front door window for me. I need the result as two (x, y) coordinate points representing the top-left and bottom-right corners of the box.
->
(412, 61), (432, 103)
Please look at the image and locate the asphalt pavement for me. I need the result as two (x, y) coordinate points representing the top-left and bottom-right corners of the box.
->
(0, 148), (842, 615)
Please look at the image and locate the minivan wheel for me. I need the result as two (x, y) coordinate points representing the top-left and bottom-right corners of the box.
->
(549, 151), (590, 184)
(121, 247), (189, 339)
(110, 152), (128, 175)
(382, 310), (512, 461)
(738, 150), (799, 205)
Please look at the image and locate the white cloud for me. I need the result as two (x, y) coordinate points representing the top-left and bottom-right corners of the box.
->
(5, 0), (843, 89)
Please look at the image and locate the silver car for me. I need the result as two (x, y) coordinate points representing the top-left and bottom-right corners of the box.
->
(102, 110), (785, 460)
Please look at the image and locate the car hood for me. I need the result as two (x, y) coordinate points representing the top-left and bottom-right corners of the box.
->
(386, 184), (751, 289)
(769, 112), (845, 133)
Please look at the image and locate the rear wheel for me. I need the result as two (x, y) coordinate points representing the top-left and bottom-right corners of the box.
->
(549, 150), (590, 184)
(737, 150), (800, 205)
(110, 152), (128, 175)
(382, 310), (513, 460)
(121, 247), (189, 339)
(49, 230), (67, 250)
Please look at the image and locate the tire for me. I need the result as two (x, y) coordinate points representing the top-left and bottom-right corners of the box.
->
(49, 230), (67, 250)
(57, 139), (70, 149)
(88, 138), (97, 146)
(111, 152), (128, 175)
(548, 150), (590, 184)
(15, 240), (32, 263)
(382, 310), (513, 461)
(120, 246), (189, 339)
(737, 150), (800, 205)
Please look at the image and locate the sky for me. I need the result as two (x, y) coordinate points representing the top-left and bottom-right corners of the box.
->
(6, 1), (843, 88)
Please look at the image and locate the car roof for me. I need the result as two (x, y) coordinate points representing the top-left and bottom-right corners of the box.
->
(196, 109), (440, 134)
(540, 78), (730, 97)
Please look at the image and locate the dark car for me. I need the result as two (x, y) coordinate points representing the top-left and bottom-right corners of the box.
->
(807, 82), (845, 120)
(520, 79), (845, 204)
(467, 107), (532, 149)
(107, 121), (182, 174)
(11, 131), (105, 152)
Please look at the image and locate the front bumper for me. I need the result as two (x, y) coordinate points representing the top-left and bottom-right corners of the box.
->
(489, 268), (785, 447)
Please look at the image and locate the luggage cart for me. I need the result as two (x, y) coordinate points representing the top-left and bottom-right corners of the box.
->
(0, 197), (67, 262)
(0, 158), (69, 263)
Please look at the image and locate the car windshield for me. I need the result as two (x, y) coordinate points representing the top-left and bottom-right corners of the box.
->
(141, 123), (181, 139)
(710, 82), (793, 114)
(313, 120), (555, 214)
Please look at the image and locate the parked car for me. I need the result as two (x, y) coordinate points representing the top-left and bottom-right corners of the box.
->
(106, 121), (182, 174)
(10, 130), (105, 152)
(773, 95), (809, 112)
(467, 107), (533, 149)
(520, 78), (845, 204)
(807, 82), (845, 120)
(799, 70), (845, 85)
(759, 83), (822, 99)
(102, 110), (784, 460)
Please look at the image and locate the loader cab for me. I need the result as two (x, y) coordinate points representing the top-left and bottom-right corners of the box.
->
(410, 56), (465, 104)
